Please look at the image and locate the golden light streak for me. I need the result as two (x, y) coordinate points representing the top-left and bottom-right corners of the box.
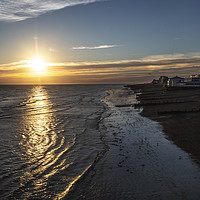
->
(1, 53), (200, 84)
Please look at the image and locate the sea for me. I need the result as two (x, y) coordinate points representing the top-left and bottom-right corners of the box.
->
(0, 84), (120, 199)
(1, 84), (200, 200)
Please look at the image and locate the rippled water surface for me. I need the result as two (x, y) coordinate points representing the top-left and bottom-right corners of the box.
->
(1, 85), (200, 200)
(0, 85), (118, 199)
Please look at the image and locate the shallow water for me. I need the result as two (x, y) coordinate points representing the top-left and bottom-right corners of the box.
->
(67, 88), (200, 200)
(0, 85), (118, 199)
(1, 85), (200, 199)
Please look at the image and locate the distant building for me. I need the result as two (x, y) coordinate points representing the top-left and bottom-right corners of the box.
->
(159, 76), (168, 86)
(176, 82), (186, 87)
(167, 76), (184, 87)
(186, 74), (200, 85)
(190, 74), (200, 82)
(152, 79), (159, 84)
(153, 74), (200, 87)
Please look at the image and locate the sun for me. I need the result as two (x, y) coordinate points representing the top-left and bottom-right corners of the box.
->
(29, 57), (47, 74)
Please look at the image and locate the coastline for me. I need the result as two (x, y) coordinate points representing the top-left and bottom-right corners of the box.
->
(67, 87), (200, 199)
(128, 83), (200, 164)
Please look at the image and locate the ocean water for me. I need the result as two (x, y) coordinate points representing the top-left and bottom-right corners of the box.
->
(1, 85), (200, 200)
(68, 88), (200, 199)
(0, 85), (119, 199)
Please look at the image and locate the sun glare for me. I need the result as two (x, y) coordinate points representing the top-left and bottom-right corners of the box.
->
(30, 57), (47, 74)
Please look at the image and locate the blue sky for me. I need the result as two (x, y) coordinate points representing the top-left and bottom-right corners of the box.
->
(0, 0), (200, 84)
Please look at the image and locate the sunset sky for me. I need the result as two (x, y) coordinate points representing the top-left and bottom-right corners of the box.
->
(1, 0), (200, 84)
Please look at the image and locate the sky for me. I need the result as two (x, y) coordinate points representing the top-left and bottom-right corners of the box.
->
(1, 0), (200, 84)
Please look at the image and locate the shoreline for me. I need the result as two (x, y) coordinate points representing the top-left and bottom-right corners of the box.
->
(128, 83), (200, 164)
(67, 87), (200, 199)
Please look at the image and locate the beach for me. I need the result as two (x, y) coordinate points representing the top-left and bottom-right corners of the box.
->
(67, 87), (200, 199)
(1, 85), (200, 199)
(128, 83), (200, 164)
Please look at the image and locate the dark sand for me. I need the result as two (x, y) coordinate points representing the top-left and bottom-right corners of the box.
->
(128, 83), (200, 164)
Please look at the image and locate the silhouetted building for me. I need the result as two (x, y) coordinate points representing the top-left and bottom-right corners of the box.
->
(152, 79), (159, 84)
(167, 76), (184, 87)
(190, 74), (200, 81)
(159, 76), (168, 86)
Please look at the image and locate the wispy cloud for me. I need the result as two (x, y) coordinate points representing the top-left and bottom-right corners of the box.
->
(1, 52), (200, 84)
(0, 0), (102, 22)
(144, 52), (200, 60)
(72, 45), (118, 50)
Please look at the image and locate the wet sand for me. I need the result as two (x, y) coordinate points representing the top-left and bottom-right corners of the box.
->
(67, 88), (200, 199)
(128, 83), (200, 164)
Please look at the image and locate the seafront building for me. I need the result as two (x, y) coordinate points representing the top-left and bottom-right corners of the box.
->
(159, 76), (168, 86)
(153, 74), (200, 87)
(187, 74), (200, 85)
(167, 76), (184, 87)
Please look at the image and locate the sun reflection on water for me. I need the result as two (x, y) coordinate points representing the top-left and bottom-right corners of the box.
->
(21, 87), (56, 158)
(18, 86), (69, 198)
(16, 86), (82, 199)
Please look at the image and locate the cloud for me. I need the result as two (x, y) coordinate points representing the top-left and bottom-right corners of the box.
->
(144, 52), (200, 60)
(0, 0), (102, 22)
(1, 52), (200, 84)
(72, 45), (118, 50)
